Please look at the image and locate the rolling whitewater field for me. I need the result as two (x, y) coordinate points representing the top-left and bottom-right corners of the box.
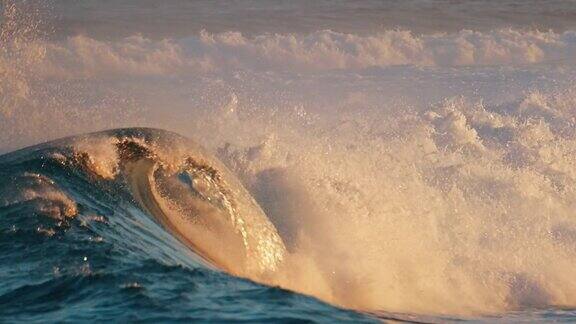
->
(2, 1), (576, 322)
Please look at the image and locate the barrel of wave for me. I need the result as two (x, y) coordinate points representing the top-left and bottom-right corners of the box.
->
(67, 128), (287, 278)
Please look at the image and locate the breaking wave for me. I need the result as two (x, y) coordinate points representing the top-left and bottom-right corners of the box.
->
(3, 1), (576, 320)
(0, 128), (286, 276)
(4, 29), (576, 79)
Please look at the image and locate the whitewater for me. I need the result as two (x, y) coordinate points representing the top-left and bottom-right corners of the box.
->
(2, 1), (576, 322)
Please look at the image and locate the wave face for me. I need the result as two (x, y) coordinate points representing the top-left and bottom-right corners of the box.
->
(3, 0), (576, 322)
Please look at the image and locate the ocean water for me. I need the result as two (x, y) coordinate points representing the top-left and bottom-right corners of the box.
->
(2, 1), (576, 322)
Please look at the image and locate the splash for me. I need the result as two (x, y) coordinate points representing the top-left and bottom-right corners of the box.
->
(195, 89), (573, 315)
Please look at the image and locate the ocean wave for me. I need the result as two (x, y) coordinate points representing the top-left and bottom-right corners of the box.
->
(3, 2), (576, 318)
(0, 128), (286, 277)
